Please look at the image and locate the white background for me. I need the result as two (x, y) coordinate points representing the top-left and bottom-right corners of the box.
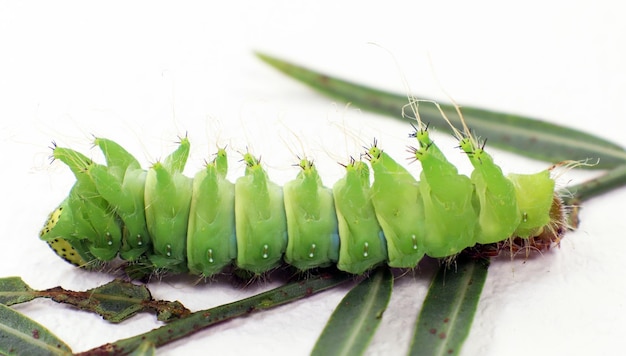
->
(2, 1), (625, 355)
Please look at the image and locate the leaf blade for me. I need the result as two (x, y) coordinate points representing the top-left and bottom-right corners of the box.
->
(0, 277), (36, 306)
(311, 268), (393, 356)
(256, 52), (626, 169)
(409, 258), (489, 356)
(0, 303), (72, 356)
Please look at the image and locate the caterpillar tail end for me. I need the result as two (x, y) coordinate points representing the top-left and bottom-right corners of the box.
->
(468, 193), (571, 259)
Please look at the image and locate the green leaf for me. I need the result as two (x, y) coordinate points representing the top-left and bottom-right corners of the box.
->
(409, 258), (489, 356)
(565, 164), (626, 203)
(311, 268), (393, 356)
(256, 52), (626, 169)
(0, 303), (72, 356)
(79, 272), (351, 355)
(0, 277), (36, 305)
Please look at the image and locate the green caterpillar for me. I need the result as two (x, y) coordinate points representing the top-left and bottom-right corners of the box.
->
(39, 108), (567, 277)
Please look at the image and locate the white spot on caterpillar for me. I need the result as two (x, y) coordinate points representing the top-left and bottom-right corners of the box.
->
(363, 242), (369, 257)
(262, 244), (269, 259)
(106, 232), (112, 245)
(309, 243), (316, 258)
(412, 234), (418, 250)
(137, 235), (143, 246)
(207, 248), (214, 263)
(166, 244), (172, 257)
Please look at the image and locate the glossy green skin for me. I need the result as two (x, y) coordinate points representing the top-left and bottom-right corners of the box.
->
(283, 160), (339, 270)
(90, 138), (151, 260)
(332, 160), (387, 275)
(42, 147), (122, 262)
(144, 138), (193, 272)
(412, 131), (478, 257)
(460, 139), (522, 244)
(509, 170), (555, 238)
(369, 148), (425, 267)
(416, 146), (477, 257)
(234, 153), (288, 274)
(187, 149), (237, 276)
(40, 134), (558, 276)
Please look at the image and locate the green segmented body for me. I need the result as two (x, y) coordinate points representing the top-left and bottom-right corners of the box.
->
(40, 128), (560, 277)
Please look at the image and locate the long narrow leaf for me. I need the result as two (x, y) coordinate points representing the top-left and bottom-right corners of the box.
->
(565, 164), (626, 203)
(0, 277), (36, 306)
(409, 258), (489, 356)
(0, 303), (72, 356)
(256, 52), (626, 169)
(311, 268), (393, 356)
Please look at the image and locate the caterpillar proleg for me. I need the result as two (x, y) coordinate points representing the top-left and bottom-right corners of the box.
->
(39, 107), (567, 277)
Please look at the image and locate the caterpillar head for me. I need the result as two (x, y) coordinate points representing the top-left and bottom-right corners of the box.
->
(39, 202), (96, 268)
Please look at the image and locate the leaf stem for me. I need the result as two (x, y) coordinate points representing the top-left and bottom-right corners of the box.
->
(78, 272), (351, 355)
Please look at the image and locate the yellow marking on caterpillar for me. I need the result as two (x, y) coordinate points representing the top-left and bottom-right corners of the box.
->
(39, 206), (63, 237)
(47, 238), (87, 267)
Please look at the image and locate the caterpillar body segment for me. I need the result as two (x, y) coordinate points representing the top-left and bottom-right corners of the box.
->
(187, 148), (237, 277)
(508, 171), (555, 238)
(144, 137), (193, 273)
(49, 146), (123, 261)
(413, 142), (477, 257)
(368, 146), (425, 268)
(40, 129), (565, 277)
(460, 140), (522, 244)
(332, 159), (387, 274)
(234, 153), (288, 274)
(283, 159), (339, 271)
(88, 143), (151, 261)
